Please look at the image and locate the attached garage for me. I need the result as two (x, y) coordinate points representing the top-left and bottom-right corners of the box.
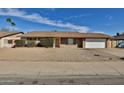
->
(85, 39), (106, 48)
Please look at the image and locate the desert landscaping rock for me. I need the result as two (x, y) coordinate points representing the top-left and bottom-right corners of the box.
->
(0, 48), (122, 62)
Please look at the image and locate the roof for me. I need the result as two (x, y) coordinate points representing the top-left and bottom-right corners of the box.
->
(0, 31), (23, 38)
(21, 31), (112, 39)
(114, 34), (124, 40)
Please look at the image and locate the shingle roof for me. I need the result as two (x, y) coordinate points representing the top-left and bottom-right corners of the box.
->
(21, 31), (112, 39)
(0, 31), (23, 38)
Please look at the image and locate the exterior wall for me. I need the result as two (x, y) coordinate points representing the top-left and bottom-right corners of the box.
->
(20, 36), (112, 48)
(106, 39), (112, 48)
(60, 44), (77, 48)
(0, 33), (23, 48)
(59, 38), (109, 48)
(59, 38), (84, 48)
(82, 39), (85, 48)
(0, 39), (2, 48)
(111, 40), (117, 48)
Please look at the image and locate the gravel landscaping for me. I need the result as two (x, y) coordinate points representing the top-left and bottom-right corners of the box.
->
(0, 48), (123, 62)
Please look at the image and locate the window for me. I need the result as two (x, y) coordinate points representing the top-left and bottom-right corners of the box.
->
(8, 40), (13, 44)
(61, 38), (76, 45)
(61, 38), (68, 44)
(68, 38), (74, 45)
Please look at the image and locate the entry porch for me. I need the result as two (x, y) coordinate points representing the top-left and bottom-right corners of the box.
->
(22, 37), (84, 48)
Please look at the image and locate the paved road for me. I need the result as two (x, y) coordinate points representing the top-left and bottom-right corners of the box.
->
(0, 61), (124, 84)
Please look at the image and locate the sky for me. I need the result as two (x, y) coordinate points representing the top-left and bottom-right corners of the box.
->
(0, 8), (124, 35)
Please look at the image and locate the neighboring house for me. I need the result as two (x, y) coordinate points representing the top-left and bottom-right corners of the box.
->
(21, 31), (113, 48)
(0, 31), (24, 48)
(114, 33), (124, 48)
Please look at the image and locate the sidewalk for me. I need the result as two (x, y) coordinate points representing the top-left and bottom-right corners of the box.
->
(0, 61), (124, 84)
(0, 61), (124, 76)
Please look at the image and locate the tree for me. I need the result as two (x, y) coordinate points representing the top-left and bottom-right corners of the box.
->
(11, 22), (16, 26)
(6, 18), (12, 23)
(6, 18), (16, 31)
(6, 18), (16, 26)
(116, 32), (120, 36)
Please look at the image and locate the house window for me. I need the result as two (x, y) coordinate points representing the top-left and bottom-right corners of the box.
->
(68, 38), (74, 44)
(8, 40), (13, 44)
(61, 38), (68, 44)
(61, 38), (76, 45)
(68, 38), (76, 45)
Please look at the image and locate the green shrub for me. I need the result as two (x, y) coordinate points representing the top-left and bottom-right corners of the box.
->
(40, 38), (53, 47)
(26, 40), (36, 47)
(15, 40), (25, 47)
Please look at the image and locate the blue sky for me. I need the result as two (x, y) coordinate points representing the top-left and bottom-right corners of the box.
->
(0, 8), (124, 35)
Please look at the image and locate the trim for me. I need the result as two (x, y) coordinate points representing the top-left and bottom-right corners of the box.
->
(0, 32), (24, 39)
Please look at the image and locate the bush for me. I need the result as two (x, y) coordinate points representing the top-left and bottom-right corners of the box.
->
(26, 40), (36, 47)
(40, 38), (53, 47)
(15, 40), (25, 47)
(15, 38), (53, 48)
(15, 40), (36, 47)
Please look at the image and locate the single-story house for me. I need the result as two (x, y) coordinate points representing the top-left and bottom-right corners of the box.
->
(0, 31), (24, 48)
(114, 33), (124, 47)
(21, 31), (113, 48)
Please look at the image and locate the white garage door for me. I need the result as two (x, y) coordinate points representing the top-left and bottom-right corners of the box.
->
(85, 39), (106, 48)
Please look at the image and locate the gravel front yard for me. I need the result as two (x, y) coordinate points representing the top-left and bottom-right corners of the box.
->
(0, 48), (123, 62)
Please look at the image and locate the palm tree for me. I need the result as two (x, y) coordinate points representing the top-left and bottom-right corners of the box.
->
(6, 18), (12, 23)
(6, 18), (16, 26)
(6, 18), (16, 31)
(11, 22), (16, 26)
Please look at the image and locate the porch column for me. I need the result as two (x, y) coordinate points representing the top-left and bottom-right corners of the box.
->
(56, 37), (61, 48)
(58, 37), (61, 47)
(53, 37), (56, 48)
(12, 39), (15, 47)
(82, 38), (85, 48)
